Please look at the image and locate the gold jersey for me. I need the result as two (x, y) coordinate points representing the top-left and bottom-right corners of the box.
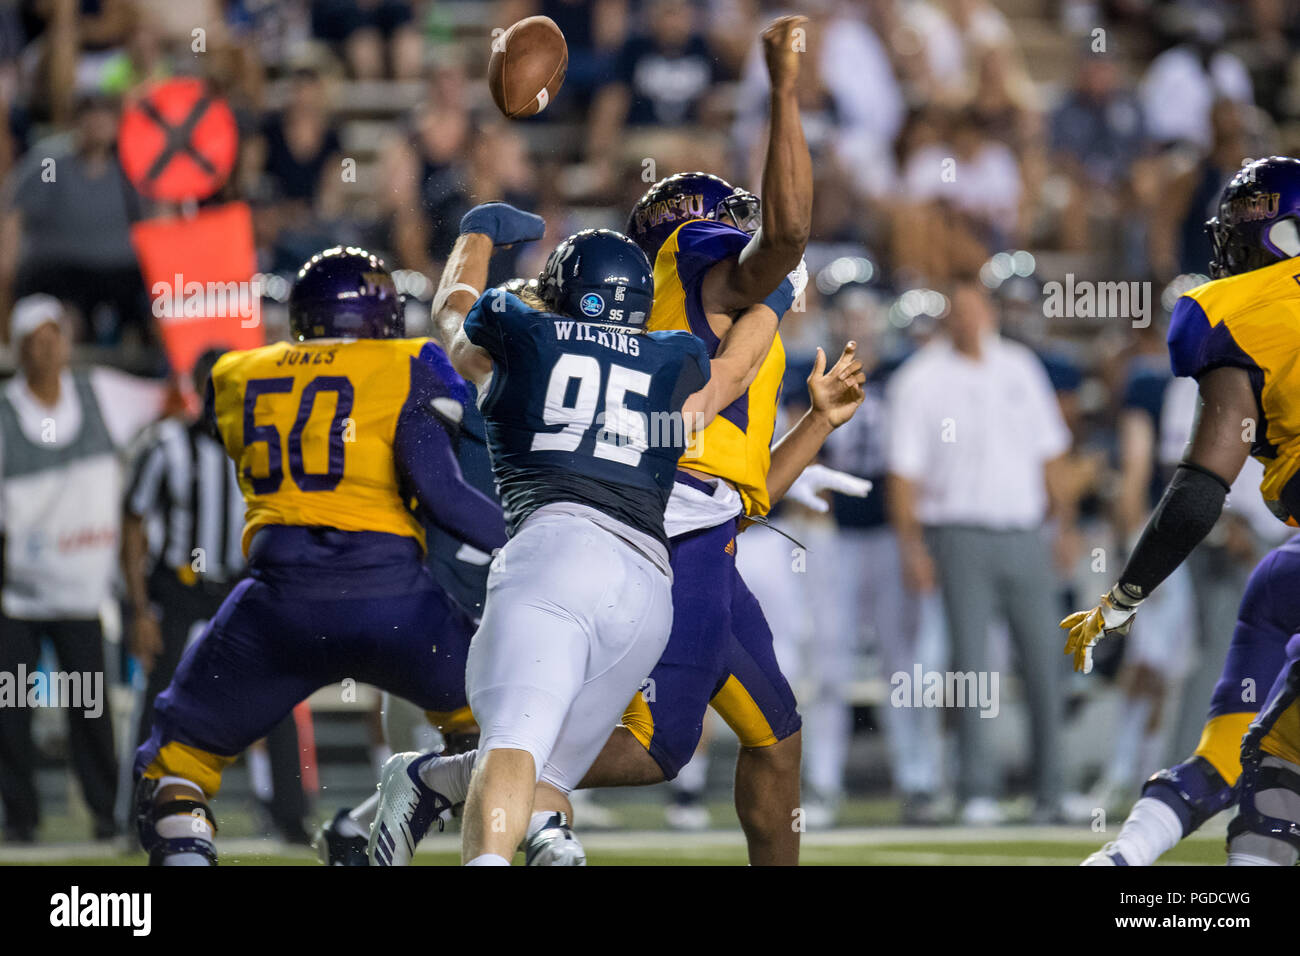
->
(1170, 256), (1300, 525)
(211, 337), (441, 554)
(648, 219), (785, 516)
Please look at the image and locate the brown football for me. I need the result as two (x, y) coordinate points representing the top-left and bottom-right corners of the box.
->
(488, 16), (568, 119)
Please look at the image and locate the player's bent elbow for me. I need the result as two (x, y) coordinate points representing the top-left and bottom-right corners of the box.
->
(448, 339), (493, 384)
(757, 227), (809, 263)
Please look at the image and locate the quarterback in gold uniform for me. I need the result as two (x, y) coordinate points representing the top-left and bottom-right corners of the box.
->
(131, 247), (505, 865)
(1066, 157), (1300, 866)
(543, 16), (867, 866)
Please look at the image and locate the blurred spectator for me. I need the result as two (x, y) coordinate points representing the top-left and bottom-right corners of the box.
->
(734, 7), (904, 196)
(310, 0), (422, 80)
(20, 0), (135, 124)
(0, 295), (166, 843)
(587, 0), (725, 164)
(968, 44), (1040, 157)
(1147, 98), (1256, 280)
(1138, 9), (1253, 150)
(98, 10), (168, 95)
(2, 92), (146, 344)
(248, 67), (343, 222)
(821, 287), (947, 823)
(379, 84), (470, 275)
(383, 98), (535, 283)
(894, 110), (1022, 282)
(1050, 49), (1147, 251)
(887, 277), (1072, 824)
(1241, 0), (1300, 122)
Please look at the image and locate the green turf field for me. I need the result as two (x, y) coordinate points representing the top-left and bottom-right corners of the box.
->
(0, 827), (1231, 866)
(0, 796), (1233, 865)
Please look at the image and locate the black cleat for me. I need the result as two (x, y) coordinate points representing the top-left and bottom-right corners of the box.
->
(313, 808), (370, 866)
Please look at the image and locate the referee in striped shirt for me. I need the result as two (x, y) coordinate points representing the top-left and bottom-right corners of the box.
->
(121, 348), (308, 843)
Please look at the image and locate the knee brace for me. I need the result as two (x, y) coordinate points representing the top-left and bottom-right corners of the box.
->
(1141, 756), (1236, 835)
(134, 776), (219, 866)
(1228, 665), (1300, 856)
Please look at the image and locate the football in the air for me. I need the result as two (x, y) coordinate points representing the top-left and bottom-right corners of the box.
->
(488, 15), (568, 119)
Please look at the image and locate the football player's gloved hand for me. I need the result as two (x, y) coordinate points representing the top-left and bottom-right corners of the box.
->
(1060, 583), (1144, 674)
(460, 202), (546, 247)
(785, 464), (872, 513)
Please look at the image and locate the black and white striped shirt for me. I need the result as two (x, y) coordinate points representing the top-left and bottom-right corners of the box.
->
(126, 417), (244, 585)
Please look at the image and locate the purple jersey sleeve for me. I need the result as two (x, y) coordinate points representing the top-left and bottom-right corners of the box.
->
(1167, 295), (1260, 379)
(395, 354), (506, 554)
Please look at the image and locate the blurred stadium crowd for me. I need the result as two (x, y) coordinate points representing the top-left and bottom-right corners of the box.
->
(3, 0), (1300, 843)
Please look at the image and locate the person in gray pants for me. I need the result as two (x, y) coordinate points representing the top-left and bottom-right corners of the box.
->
(886, 278), (1075, 824)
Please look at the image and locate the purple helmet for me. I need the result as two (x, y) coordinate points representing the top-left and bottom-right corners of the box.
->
(626, 172), (761, 259)
(1207, 156), (1300, 279)
(289, 246), (404, 341)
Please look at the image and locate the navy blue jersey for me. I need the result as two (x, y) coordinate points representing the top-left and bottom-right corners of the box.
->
(464, 291), (711, 546)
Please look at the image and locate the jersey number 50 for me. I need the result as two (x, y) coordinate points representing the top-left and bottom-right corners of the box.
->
(243, 376), (355, 494)
(532, 354), (651, 466)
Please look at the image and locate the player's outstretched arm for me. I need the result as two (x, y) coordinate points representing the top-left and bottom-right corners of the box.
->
(395, 390), (507, 556)
(432, 202), (545, 385)
(700, 15), (812, 317)
(681, 299), (785, 427)
(1061, 365), (1257, 673)
(764, 342), (865, 508)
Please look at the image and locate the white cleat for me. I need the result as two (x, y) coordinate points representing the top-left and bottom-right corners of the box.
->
(368, 751), (454, 866)
(959, 797), (1007, 827)
(665, 801), (712, 831)
(1081, 842), (1128, 866)
(523, 812), (587, 866)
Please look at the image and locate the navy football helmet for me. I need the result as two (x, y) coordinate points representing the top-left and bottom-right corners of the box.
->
(626, 172), (761, 259)
(289, 246), (404, 341)
(538, 229), (654, 329)
(1206, 156), (1300, 279)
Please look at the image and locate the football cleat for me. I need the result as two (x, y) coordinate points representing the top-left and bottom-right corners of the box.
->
(368, 751), (454, 866)
(958, 797), (1007, 827)
(523, 812), (587, 866)
(313, 808), (369, 866)
(1081, 842), (1130, 866)
(665, 800), (711, 832)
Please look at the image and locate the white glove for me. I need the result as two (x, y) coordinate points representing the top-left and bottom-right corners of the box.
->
(787, 257), (808, 302)
(784, 463), (873, 513)
(454, 543), (493, 566)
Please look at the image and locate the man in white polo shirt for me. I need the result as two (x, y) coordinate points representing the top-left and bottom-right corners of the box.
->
(0, 295), (167, 843)
(887, 277), (1074, 825)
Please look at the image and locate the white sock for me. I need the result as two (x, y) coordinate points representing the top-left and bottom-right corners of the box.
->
(418, 749), (477, 803)
(247, 747), (273, 802)
(1109, 796), (1185, 866)
(526, 810), (557, 841)
(155, 810), (215, 866)
(1227, 852), (1279, 866)
(465, 853), (510, 866)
